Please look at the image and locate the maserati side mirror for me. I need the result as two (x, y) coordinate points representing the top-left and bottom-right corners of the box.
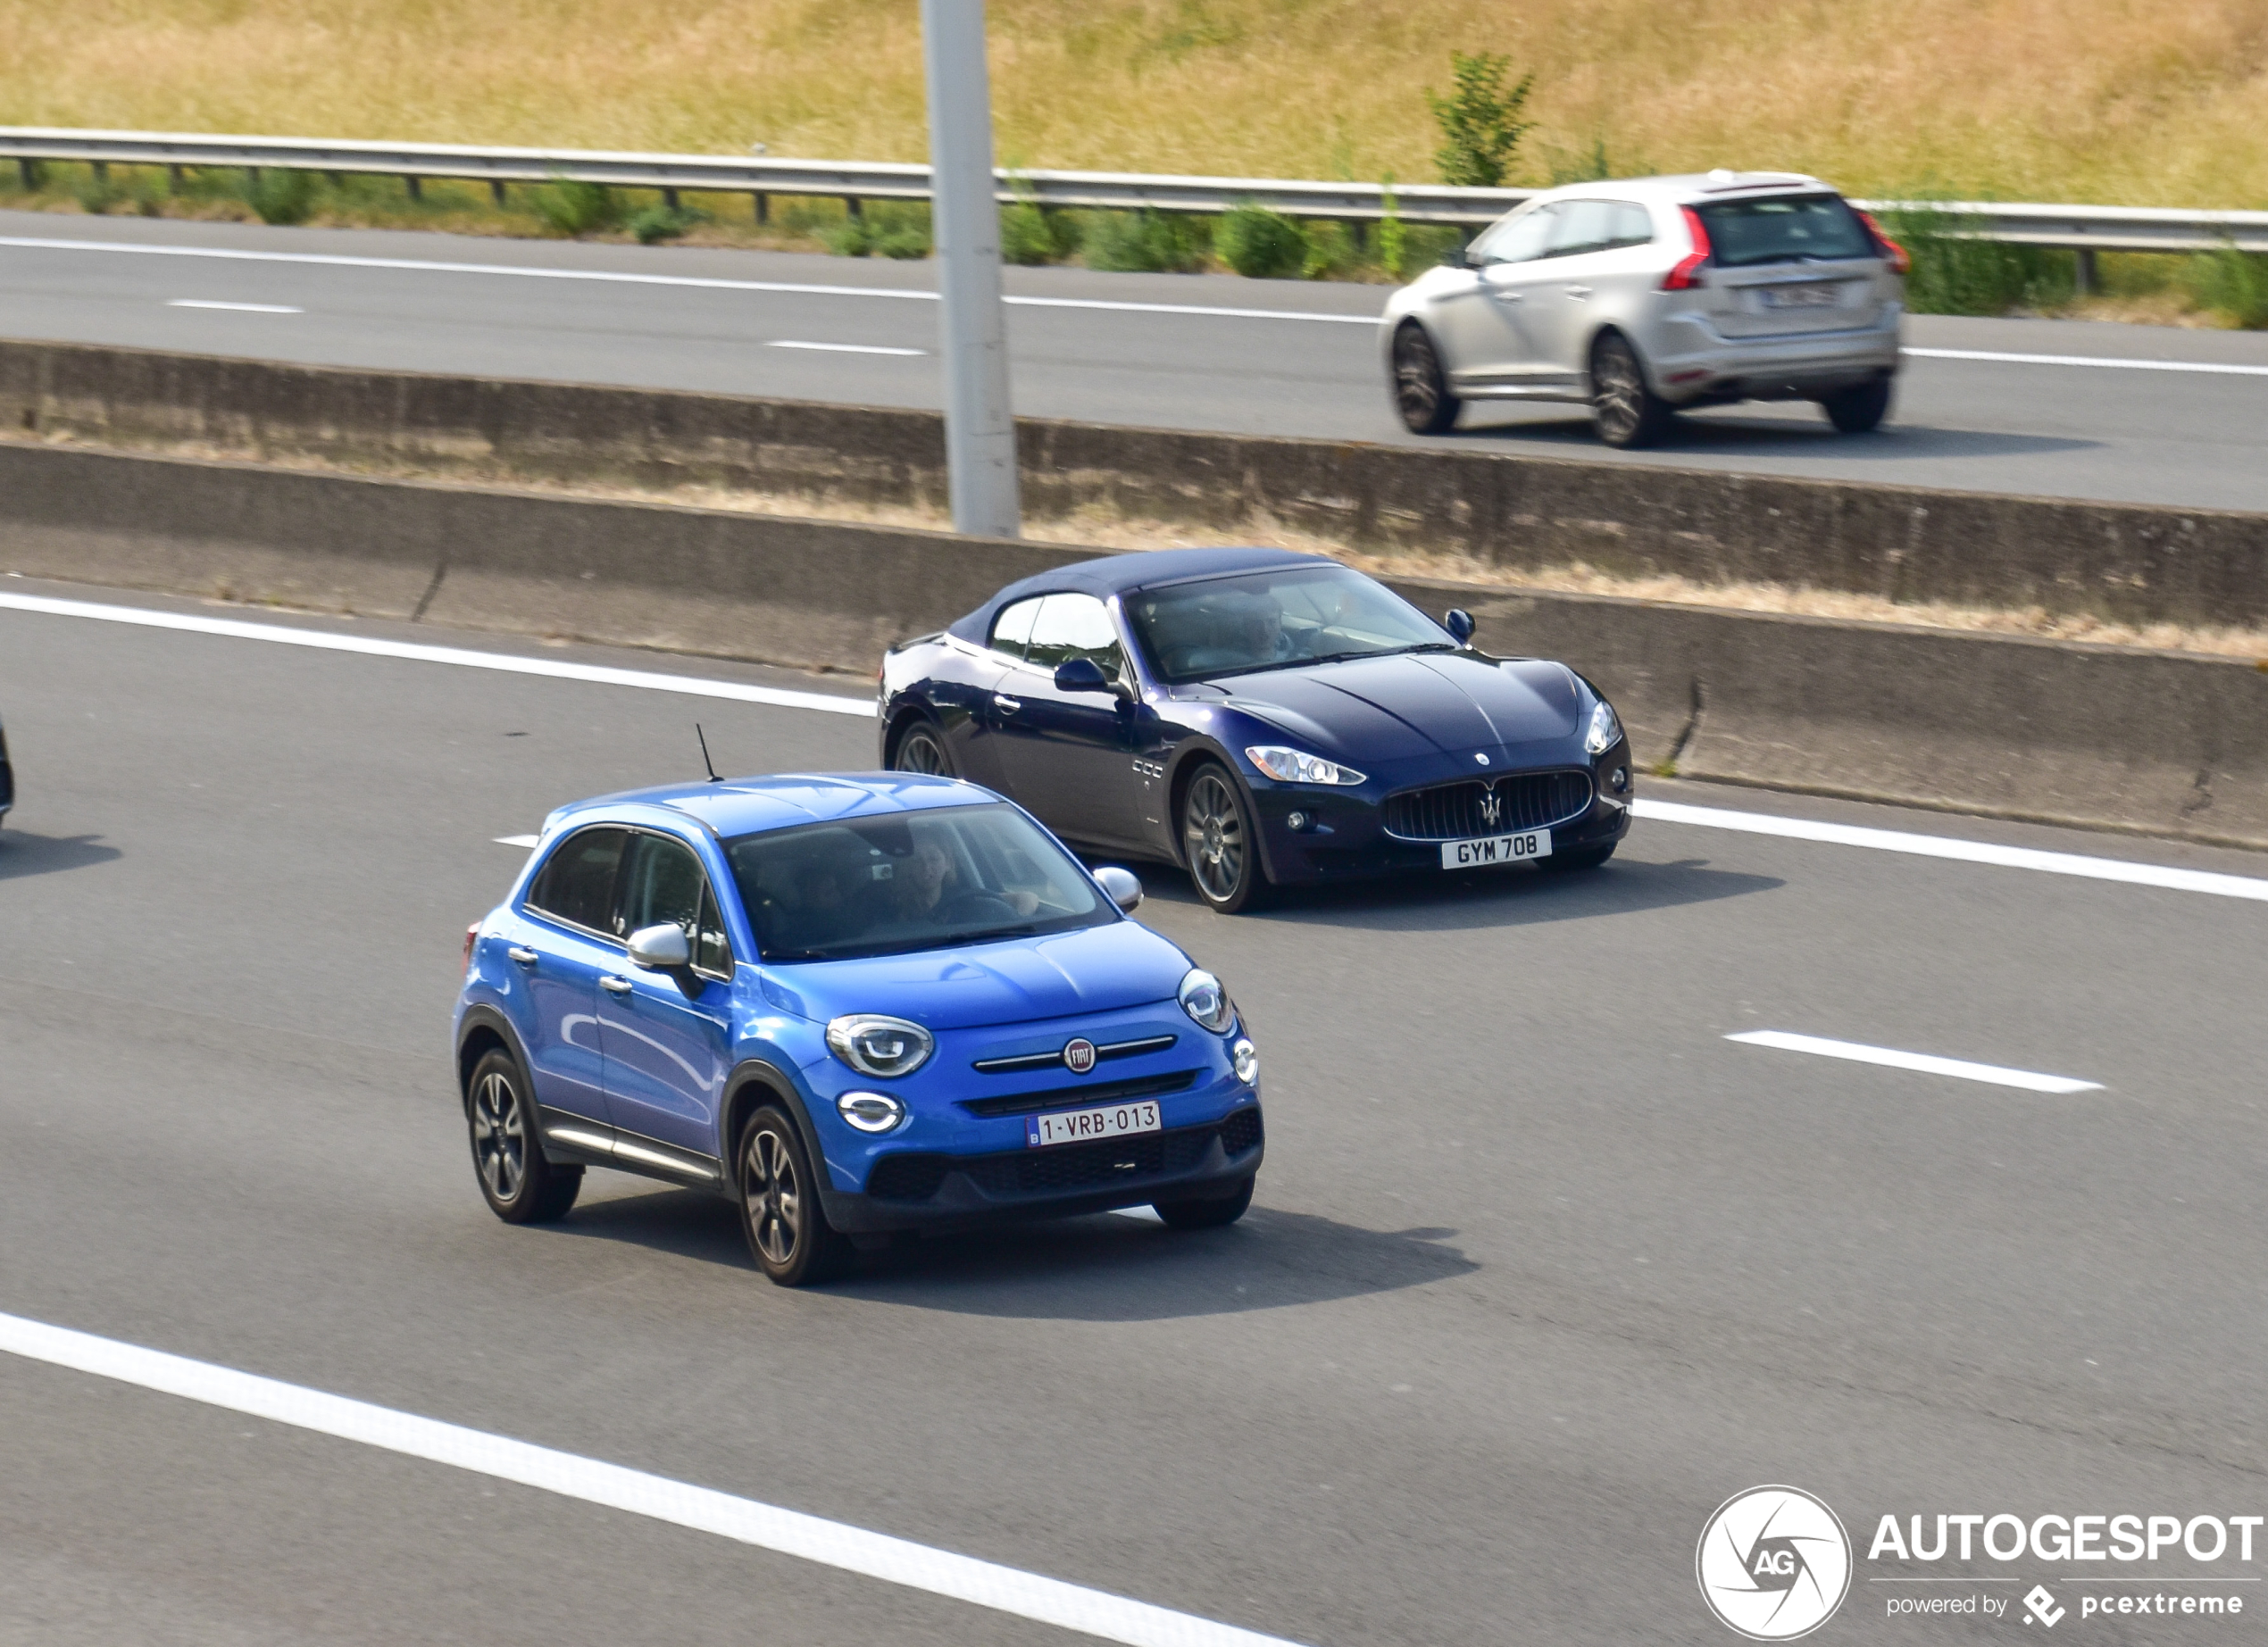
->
(1054, 657), (1117, 695)
(1443, 608), (1477, 645)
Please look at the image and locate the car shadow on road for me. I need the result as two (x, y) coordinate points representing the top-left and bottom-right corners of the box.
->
(0, 829), (121, 882)
(546, 1190), (1478, 1320)
(1447, 407), (2097, 462)
(1112, 853), (1781, 933)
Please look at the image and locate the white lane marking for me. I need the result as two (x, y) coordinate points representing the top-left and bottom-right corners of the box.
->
(1904, 345), (2268, 378)
(1108, 1205), (1165, 1223)
(1726, 1029), (2103, 1094)
(1632, 798), (2268, 903)
(0, 593), (879, 718)
(0, 1310), (1307, 1647)
(167, 298), (304, 314)
(770, 339), (927, 356)
(494, 834), (540, 848)
(0, 235), (1378, 326)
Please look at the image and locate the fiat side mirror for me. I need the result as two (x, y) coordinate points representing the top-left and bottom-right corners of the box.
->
(1054, 657), (1118, 695)
(626, 923), (691, 969)
(1093, 865), (1144, 913)
(1443, 608), (1477, 645)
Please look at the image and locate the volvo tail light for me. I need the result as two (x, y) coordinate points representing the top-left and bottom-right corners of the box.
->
(1858, 210), (1912, 276)
(1662, 206), (1712, 290)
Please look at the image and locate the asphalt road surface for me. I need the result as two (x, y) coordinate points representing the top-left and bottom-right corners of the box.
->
(4, 576), (2267, 1644)
(4, 210), (2268, 512)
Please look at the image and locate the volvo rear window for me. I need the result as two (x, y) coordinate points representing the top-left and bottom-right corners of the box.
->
(1696, 195), (1873, 267)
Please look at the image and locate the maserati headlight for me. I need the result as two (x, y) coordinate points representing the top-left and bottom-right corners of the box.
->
(825, 1014), (934, 1078)
(1244, 745), (1366, 786)
(1179, 969), (1236, 1034)
(1584, 700), (1624, 756)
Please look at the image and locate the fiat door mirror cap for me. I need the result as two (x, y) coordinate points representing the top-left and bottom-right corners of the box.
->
(626, 923), (691, 969)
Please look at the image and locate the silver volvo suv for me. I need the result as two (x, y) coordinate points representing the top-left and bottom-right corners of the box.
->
(1381, 171), (1907, 447)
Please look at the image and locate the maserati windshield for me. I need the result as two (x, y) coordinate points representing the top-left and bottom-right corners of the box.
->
(726, 804), (1113, 961)
(1128, 565), (1451, 682)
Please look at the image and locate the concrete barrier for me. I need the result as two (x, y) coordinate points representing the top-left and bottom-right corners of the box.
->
(6, 338), (2267, 632)
(3, 440), (2262, 847)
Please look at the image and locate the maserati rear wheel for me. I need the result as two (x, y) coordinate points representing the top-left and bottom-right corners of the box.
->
(1181, 763), (1269, 913)
(1391, 322), (1461, 435)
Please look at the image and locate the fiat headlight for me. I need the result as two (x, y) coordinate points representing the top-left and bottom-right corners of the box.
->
(1231, 1037), (1259, 1086)
(1244, 745), (1366, 786)
(1584, 700), (1624, 756)
(837, 1091), (909, 1134)
(825, 1014), (934, 1078)
(1179, 969), (1235, 1034)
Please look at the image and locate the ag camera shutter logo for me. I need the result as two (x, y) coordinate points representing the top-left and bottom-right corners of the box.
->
(1697, 1485), (1854, 1640)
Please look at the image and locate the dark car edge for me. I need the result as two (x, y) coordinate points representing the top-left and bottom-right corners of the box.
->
(877, 547), (1633, 911)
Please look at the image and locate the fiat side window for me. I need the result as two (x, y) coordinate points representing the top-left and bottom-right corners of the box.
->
(525, 828), (628, 936)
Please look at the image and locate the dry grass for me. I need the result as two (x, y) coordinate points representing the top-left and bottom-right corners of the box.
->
(3, 0), (2267, 207)
(21, 424), (2261, 660)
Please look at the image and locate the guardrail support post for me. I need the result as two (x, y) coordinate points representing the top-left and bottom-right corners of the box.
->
(663, 187), (680, 212)
(2074, 246), (2098, 295)
(846, 196), (862, 220)
(921, 0), (1020, 538)
(490, 179), (506, 206)
(754, 192), (769, 225)
(405, 174), (421, 202)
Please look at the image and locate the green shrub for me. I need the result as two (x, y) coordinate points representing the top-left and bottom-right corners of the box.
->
(1001, 202), (1080, 265)
(74, 164), (127, 215)
(1878, 204), (2072, 314)
(2182, 245), (2268, 329)
(245, 168), (317, 226)
(819, 214), (872, 255)
(13, 158), (48, 192)
(1426, 50), (1534, 187)
(1216, 204), (1305, 278)
(1084, 209), (1209, 273)
(1377, 179), (1407, 280)
(1302, 220), (1355, 279)
(874, 227), (931, 259)
(627, 202), (707, 245)
(532, 177), (618, 237)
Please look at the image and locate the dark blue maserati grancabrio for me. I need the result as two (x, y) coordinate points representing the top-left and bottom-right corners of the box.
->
(877, 548), (1634, 911)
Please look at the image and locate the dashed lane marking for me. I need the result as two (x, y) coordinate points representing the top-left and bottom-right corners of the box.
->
(1726, 1029), (2104, 1094)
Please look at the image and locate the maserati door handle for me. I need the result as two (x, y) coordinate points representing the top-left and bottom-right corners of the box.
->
(994, 695), (1022, 715)
(506, 946), (539, 966)
(600, 976), (634, 995)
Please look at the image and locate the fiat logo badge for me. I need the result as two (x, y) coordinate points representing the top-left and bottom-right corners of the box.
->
(1063, 1038), (1097, 1075)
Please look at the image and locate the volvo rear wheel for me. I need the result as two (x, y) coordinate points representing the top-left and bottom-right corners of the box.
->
(1590, 333), (1674, 449)
(1391, 322), (1461, 436)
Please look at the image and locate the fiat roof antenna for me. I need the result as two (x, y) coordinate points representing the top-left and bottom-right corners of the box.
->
(695, 723), (723, 783)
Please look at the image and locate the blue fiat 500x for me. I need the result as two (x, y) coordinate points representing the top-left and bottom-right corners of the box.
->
(454, 773), (1263, 1285)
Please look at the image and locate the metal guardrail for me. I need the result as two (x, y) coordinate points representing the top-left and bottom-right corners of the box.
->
(3, 127), (2264, 251)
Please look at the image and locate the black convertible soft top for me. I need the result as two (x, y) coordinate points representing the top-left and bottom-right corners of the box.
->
(943, 546), (1329, 646)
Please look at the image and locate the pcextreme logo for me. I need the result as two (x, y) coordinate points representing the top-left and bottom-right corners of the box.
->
(1698, 1486), (1855, 1640)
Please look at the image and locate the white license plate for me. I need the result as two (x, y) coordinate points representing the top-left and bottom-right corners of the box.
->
(1442, 830), (1553, 869)
(1026, 1099), (1162, 1149)
(1760, 283), (1842, 309)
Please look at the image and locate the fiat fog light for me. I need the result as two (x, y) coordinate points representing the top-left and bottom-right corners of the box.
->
(1244, 745), (1365, 786)
(1231, 1037), (1259, 1086)
(826, 1014), (934, 1077)
(1179, 969), (1235, 1034)
(1584, 700), (1624, 755)
(837, 1091), (908, 1134)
